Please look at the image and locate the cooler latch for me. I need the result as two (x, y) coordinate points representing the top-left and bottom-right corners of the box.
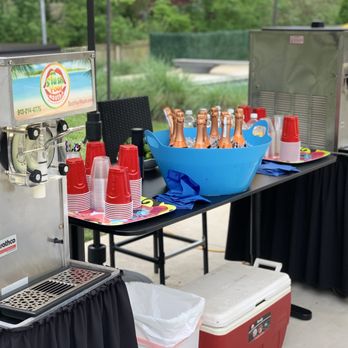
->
(253, 258), (282, 272)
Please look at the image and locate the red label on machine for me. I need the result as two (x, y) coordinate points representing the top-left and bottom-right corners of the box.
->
(0, 235), (17, 258)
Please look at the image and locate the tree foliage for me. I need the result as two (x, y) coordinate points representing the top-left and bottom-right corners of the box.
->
(337, 0), (348, 23)
(0, 0), (344, 47)
(0, 0), (42, 43)
(277, 0), (342, 26)
(147, 0), (192, 32)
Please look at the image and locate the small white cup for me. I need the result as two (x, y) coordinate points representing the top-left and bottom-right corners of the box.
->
(280, 141), (301, 162)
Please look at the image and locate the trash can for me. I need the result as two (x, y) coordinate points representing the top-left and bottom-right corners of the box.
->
(126, 282), (205, 348)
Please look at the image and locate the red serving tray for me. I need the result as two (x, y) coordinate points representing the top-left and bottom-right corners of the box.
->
(264, 148), (331, 164)
(68, 196), (176, 226)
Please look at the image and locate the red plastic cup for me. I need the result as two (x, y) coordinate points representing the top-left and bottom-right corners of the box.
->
(117, 144), (141, 180)
(238, 105), (252, 123)
(105, 165), (132, 204)
(85, 141), (106, 176)
(66, 158), (89, 195)
(281, 115), (300, 142)
(253, 107), (267, 119)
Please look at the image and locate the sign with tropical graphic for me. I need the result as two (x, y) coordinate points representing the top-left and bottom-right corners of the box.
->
(11, 58), (95, 121)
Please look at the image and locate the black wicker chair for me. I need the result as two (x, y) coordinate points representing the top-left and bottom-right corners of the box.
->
(97, 96), (208, 284)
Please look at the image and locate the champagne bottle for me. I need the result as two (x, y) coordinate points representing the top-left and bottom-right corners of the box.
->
(163, 107), (175, 146)
(172, 110), (188, 148)
(193, 112), (207, 149)
(231, 108), (247, 148)
(210, 106), (220, 141)
(219, 111), (232, 148)
(199, 109), (211, 148)
(171, 108), (182, 146)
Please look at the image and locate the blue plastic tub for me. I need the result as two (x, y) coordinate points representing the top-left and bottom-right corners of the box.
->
(145, 121), (271, 196)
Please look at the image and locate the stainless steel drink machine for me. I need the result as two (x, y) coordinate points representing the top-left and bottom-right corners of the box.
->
(249, 24), (348, 151)
(0, 51), (116, 328)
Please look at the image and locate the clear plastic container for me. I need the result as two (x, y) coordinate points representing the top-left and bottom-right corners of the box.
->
(246, 113), (258, 128)
(263, 118), (276, 158)
(184, 110), (195, 128)
(90, 156), (111, 212)
(227, 108), (235, 128)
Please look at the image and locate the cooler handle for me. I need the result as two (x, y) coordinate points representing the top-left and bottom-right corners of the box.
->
(253, 258), (282, 272)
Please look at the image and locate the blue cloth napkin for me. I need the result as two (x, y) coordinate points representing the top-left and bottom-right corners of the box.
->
(155, 170), (211, 209)
(257, 160), (300, 176)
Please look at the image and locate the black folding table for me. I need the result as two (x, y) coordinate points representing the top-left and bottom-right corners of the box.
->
(69, 155), (337, 284)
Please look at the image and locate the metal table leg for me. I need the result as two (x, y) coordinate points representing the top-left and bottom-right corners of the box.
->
(158, 230), (165, 285)
(109, 233), (115, 268)
(153, 230), (159, 274)
(202, 212), (209, 274)
(69, 224), (85, 261)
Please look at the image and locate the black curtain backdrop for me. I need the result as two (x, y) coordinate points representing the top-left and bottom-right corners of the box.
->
(226, 154), (348, 296)
(0, 275), (138, 348)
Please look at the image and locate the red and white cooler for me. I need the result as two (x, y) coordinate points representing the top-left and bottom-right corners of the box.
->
(182, 259), (291, 348)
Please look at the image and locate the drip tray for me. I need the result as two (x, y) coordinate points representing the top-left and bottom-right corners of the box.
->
(0, 266), (110, 320)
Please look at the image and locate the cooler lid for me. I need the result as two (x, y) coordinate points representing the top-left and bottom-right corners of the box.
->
(182, 262), (290, 328)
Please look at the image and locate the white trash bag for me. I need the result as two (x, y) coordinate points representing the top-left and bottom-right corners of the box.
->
(126, 282), (205, 348)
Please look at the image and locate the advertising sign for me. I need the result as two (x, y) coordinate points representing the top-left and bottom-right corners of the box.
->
(11, 58), (95, 122)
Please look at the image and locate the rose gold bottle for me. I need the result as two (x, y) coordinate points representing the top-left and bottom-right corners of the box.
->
(236, 107), (248, 130)
(210, 106), (220, 142)
(163, 107), (175, 146)
(232, 109), (247, 148)
(219, 111), (232, 148)
(171, 108), (182, 146)
(199, 109), (211, 148)
(194, 112), (206, 149)
(173, 110), (188, 148)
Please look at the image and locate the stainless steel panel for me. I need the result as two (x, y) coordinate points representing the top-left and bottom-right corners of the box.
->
(0, 263), (119, 329)
(0, 267), (108, 317)
(311, 96), (328, 148)
(249, 29), (346, 151)
(0, 51), (93, 66)
(338, 42), (348, 148)
(0, 174), (67, 290)
(0, 66), (13, 127)
(294, 94), (310, 146)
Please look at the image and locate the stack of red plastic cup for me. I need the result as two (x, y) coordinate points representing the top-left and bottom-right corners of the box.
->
(118, 144), (142, 209)
(66, 157), (90, 212)
(253, 107), (267, 119)
(105, 165), (133, 220)
(279, 115), (301, 162)
(85, 141), (106, 189)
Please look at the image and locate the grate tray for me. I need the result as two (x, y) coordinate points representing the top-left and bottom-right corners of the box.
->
(0, 266), (109, 319)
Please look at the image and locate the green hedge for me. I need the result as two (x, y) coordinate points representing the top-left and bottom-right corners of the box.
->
(150, 30), (249, 61)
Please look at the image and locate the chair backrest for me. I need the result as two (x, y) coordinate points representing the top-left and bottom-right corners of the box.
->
(98, 96), (153, 164)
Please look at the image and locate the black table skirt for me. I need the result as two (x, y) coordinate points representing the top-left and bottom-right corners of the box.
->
(0, 274), (138, 348)
(226, 154), (348, 296)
